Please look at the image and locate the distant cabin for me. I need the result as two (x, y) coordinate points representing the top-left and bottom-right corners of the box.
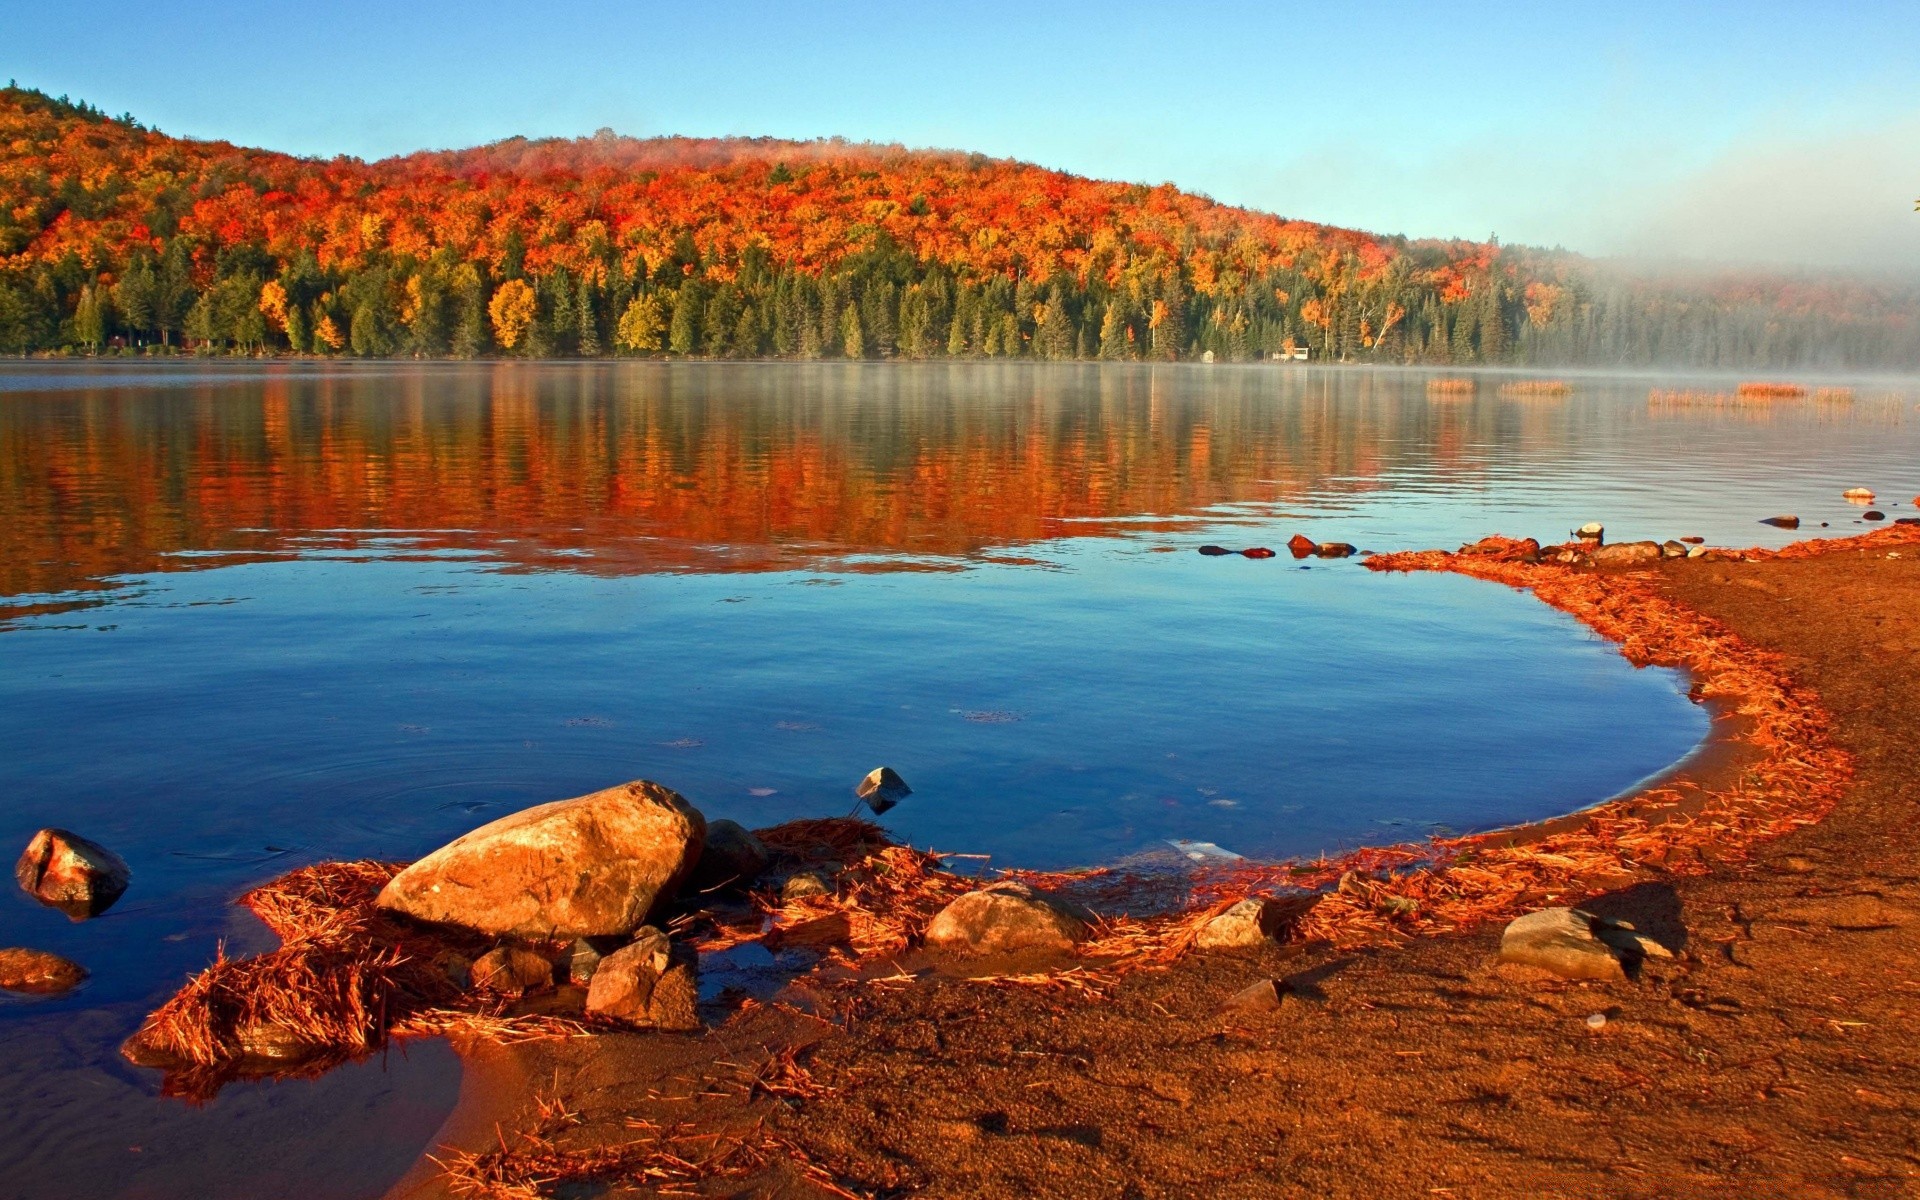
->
(1272, 346), (1310, 362)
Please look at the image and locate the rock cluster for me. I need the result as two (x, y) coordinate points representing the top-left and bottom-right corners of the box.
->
(583, 927), (700, 1030)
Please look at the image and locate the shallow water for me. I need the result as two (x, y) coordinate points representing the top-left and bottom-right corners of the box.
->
(2, 360), (1916, 1197)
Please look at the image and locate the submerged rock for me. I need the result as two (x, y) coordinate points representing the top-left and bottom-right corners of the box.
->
(15, 828), (130, 919)
(1241, 547), (1276, 559)
(855, 766), (912, 815)
(1760, 515), (1801, 529)
(471, 946), (555, 997)
(375, 779), (706, 940)
(1196, 545), (1233, 557)
(1863, 510), (1886, 522)
(924, 882), (1093, 954)
(1499, 908), (1649, 982)
(0, 947), (87, 994)
(1313, 542), (1357, 559)
(584, 927), (700, 1030)
(687, 819), (770, 893)
(1589, 540), (1662, 566)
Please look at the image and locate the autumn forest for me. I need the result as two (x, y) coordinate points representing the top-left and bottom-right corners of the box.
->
(3, 86), (1916, 369)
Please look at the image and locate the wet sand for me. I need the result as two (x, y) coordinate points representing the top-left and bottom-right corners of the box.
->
(386, 531), (1920, 1199)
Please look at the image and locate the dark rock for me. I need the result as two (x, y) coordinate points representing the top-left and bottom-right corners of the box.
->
(1759, 515), (1800, 529)
(923, 882), (1093, 954)
(0, 948), (87, 994)
(1241, 547), (1276, 559)
(1196, 545), (1233, 556)
(15, 829), (130, 919)
(855, 766), (911, 815)
(1286, 534), (1317, 558)
(1897, 517), (1920, 527)
(1222, 978), (1288, 1012)
(564, 936), (626, 985)
(1313, 542), (1356, 559)
(1680, 536), (1705, 544)
(471, 946), (555, 997)
(584, 927), (700, 1030)
(1589, 540), (1662, 566)
(687, 819), (769, 893)
(375, 779), (705, 939)
(1863, 510), (1885, 521)
(432, 950), (472, 988)
(780, 870), (832, 902)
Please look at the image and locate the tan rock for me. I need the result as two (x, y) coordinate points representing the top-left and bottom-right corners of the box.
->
(1498, 908), (1627, 982)
(375, 779), (705, 939)
(584, 928), (700, 1030)
(1589, 541), (1662, 567)
(780, 870), (832, 901)
(0, 947), (87, 994)
(471, 946), (554, 997)
(923, 882), (1092, 954)
(1194, 895), (1318, 950)
(15, 828), (130, 919)
(855, 766), (911, 815)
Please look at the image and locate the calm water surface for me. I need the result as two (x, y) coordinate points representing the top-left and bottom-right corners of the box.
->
(2, 360), (1917, 1198)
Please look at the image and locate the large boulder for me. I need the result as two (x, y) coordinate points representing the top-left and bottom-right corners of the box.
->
(16, 828), (130, 919)
(686, 819), (770, 894)
(923, 882), (1093, 954)
(375, 780), (706, 939)
(0, 947), (87, 994)
(584, 927), (700, 1030)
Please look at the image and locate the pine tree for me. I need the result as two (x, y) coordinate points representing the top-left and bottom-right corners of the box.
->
(72, 284), (105, 351)
(839, 302), (866, 359)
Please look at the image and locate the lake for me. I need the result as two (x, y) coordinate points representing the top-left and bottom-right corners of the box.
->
(2, 360), (1916, 1197)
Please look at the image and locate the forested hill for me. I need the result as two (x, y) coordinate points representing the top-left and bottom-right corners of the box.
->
(1, 85), (1914, 367)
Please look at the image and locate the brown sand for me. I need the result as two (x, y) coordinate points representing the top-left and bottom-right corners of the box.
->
(388, 538), (1920, 1199)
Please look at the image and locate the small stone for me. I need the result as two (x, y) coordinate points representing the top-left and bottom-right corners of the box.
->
(1574, 522), (1604, 542)
(1680, 536), (1705, 544)
(1241, 547), (1276, 559)
(1759, 515), (1800, 529)
(470, 946), (554, 997)
(687, 819), (769, 893)
(1314, 542), (1356, 559)
(1286, 534), (1317, 558)
(923, 882), (1093, 954)
(1589, 540), (1662, 566)
(1222, 978), (1288, 1012)
(1686, 546), (1711, 558)
(780, 871), (832, 902)
(0, 948), (87, 994)
(584, 927), (699, 1030)
(15, 829), (131, 919)
(432, 950), (472, 988)
(1661, 540), (1689, 558)
(1594, 925), (1673, 959)
(564, 936), (625, 985)
(1842, 488), (1875, 501)
(1585, 1012), (1607, 1030)
(1194, 897), (1312, 950)
(1499, 908), (1628, 982)
(1196, 545), (1233, 556)
(1863, 510), (1885, 522)
(855, 766), (911, 815)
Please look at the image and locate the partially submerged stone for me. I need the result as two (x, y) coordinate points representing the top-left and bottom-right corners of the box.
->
(1286, 534), (1317, 558)
(1196, 545), (1233, 557)
(1760, 515), (1800, 529)
(855, 766), (912, 815)
(375, 779), (706, 939)
(923, 881), (1093, 954)
(1499, 908), (1644, 982)
(0, 947), (87, 995)
(687, 819), (770, 893)
(584, 927), (700, 1030)
(1574, 522), (1604, 542)
(471, 946), (554, 997)
(15, 828), (130, 919)
(1314, 542), (1357, 559)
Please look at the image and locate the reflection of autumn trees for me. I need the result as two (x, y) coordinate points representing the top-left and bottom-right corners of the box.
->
(2, 364), (1476, 604)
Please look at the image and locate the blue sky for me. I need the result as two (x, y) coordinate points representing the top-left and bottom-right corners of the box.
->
(9, 0), (1920, 270)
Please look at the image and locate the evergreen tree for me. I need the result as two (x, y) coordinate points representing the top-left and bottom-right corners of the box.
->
(73, 284), (106, 351)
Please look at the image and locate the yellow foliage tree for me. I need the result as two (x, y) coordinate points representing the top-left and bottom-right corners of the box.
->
(258, 280), (289, 332)
(614, 293), (667, 353)
(489, 279), (537, 351)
